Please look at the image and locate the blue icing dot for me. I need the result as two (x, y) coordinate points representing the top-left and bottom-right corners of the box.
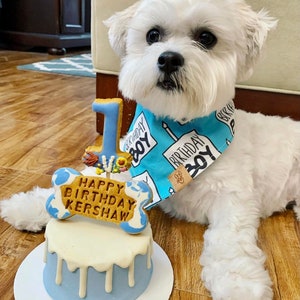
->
(127, 181), (133, 188)
(120, 181), (152, 234)
(120, 221), (142, 234)
(46, 194), (71, 219)
(120, 201), (148, 234)
(46, 194), (54, 208)
(137, 181), (152, 194)
(127, 181), (141, 192)
(53, 168), (80, 186)
(46, 194), (59, 218)
(126, 181), (152, 198)
(61, 211), (71, 219)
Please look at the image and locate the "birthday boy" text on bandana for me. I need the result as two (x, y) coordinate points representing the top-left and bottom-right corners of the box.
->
(123, 101), (235, 209)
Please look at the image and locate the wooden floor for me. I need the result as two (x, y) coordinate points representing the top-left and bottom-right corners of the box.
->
(0, 50), (299, 300)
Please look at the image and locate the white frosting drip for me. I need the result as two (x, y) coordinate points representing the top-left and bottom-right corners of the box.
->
(55, 256), (63, 284)
(105, 266), (113, 293)
(79, 267), (88, 298)
(147, 244), (152, 269)
(43, 239), (48, 263)
(44, 216), (153, 298)
(128, 260), (135, 287)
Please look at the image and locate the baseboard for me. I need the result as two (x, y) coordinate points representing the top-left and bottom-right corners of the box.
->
(96, 73), (300, 134)
(0, 30), (91, 49)
(235, 88), (300, 121)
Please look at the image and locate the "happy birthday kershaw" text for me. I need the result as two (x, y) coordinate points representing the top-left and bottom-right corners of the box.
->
(61, 176), (136, 223)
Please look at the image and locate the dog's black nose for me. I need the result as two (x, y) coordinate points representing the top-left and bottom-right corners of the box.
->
(158, 51), (184, 74)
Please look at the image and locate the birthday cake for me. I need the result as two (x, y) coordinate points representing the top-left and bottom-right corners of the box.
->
(43, 217), (153, 300)
(43, 98), (155, 299)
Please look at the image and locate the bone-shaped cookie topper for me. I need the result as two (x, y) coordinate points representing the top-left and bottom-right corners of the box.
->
(46, 168), (152, 234)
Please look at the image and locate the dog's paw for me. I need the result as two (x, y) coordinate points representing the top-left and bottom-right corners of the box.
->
(201, 258), (273, 300)
(0, 187), (52, 232)
(200, 226), (273, 300)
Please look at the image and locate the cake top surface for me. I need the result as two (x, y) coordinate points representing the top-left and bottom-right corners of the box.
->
(45, 216), (153, 271)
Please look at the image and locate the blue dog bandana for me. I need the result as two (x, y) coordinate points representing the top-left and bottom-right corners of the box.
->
(123, 101), (235, 208)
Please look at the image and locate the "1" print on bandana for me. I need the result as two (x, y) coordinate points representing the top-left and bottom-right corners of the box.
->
(123, 101), (235, 209)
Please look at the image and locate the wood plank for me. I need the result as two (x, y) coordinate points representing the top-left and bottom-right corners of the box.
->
(149, 208), (211, 298)
(0, 219), (45, 300)
(259, 211), (300, 300)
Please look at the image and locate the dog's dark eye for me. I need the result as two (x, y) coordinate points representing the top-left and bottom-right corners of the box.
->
(194, 30), (217, 49)
(146, 28), (161, 45)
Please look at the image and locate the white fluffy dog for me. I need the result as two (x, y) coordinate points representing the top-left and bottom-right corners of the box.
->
(1, 0), (300, 299)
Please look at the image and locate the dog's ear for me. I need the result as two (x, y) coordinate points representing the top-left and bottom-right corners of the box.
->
(104, 2), (141, 58)
(237, 5), (277, 82)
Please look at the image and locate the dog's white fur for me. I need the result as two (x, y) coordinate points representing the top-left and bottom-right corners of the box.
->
(1, 0), (300, 299)
(0, 187), (52, 231)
